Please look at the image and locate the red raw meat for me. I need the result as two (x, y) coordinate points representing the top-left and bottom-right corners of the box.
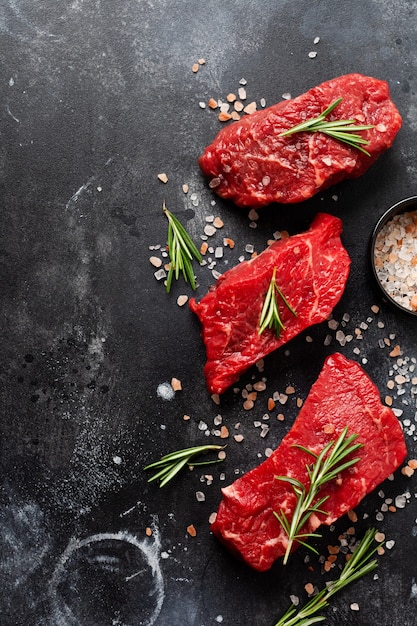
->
(189, 213), (350, 395)
(211, 353), (408, 571)
(199, 74), (402, 207)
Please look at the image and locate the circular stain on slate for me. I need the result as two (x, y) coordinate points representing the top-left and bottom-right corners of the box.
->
(49, 531), (164, 626)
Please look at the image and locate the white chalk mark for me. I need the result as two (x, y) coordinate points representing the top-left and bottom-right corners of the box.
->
(125, 567), (147, 581)
(49, 528), (164, 626)
(0, 500), (50, 587)
(0, 1), (60, 41)
(119, 500), (144, 517)
(120, 504), (138, 517)
(65, 157), (113, 210)
(65, 178), (95, 210)
(6, 105), (20, 123)
(411, 577), (417, 599)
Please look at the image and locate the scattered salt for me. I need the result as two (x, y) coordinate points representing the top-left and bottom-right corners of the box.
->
(177, 295), (188, 307)
(238, 86), (247, 100)
(149, 256), (162, 268)
(157, 382), (175, 400)
(154, 268), (166, 281)
(204, 224), (217, 236)
(395, 494), (407, 508)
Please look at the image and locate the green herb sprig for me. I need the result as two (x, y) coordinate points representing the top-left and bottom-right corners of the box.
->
(274, 527), (382, 626)
(144, 444), (225, 487)
(279, 97), (374, 156)
(259, 266), (297, 338)
(163, 201), (202, 293)
(275, 427), (363, 564)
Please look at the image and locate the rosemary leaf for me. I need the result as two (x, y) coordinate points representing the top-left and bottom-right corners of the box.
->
(275, 427), (363, 564)
(280, 97), (374, 156)
(163, 201), (202, 293)
(275, 528), (382, 626)
(144, 444), (225, 487)
(259, 267), (297, 337)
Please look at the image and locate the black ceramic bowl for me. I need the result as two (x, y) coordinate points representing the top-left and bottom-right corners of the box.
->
(370, 196), (417, 316)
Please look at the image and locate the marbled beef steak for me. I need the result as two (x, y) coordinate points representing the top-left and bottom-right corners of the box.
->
(199, 74), (402, 207)
(211, 353), (408, 571)
(190, 213), (350, 395)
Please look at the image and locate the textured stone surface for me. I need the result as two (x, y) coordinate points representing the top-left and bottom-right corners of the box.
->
(1, 1), (416, 624)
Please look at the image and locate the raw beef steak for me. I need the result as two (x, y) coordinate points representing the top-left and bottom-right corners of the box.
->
(211, 353), (408, 571)
(199, 74), (402, 207)
(189, 213), (350, 395)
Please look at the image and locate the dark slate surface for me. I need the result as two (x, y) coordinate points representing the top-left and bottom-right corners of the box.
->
(1, 1), (417, 625)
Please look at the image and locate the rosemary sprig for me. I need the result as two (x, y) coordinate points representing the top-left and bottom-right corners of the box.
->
(280, 97), (374, 156)
(163, 201), (203, 293)
(274, 527), (382, 626)
(274, 427), (363, 564)
(259, 266), (297, 337)
(144, 444), (225, 487)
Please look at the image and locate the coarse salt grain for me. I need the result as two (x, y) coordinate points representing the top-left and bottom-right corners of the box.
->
(220, 425), (229, 438)
(154, 268), (166, 281)
(171, 377), (182, 391)
(243, 101), (257, 115)
(304, 582), (315, 595)
(218, 111), (231, 122)
(374, 210), (417, 312)
(209, 177), (221, 189)
(157, 382), (175, 400)
(149, 256), (162, 268)
(177, 295), (188, 307)
(204, 224), (217, 236)
(238, 87), (247, 100)
(395, 494), (407, 508)
(187, 524), (197, 537)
